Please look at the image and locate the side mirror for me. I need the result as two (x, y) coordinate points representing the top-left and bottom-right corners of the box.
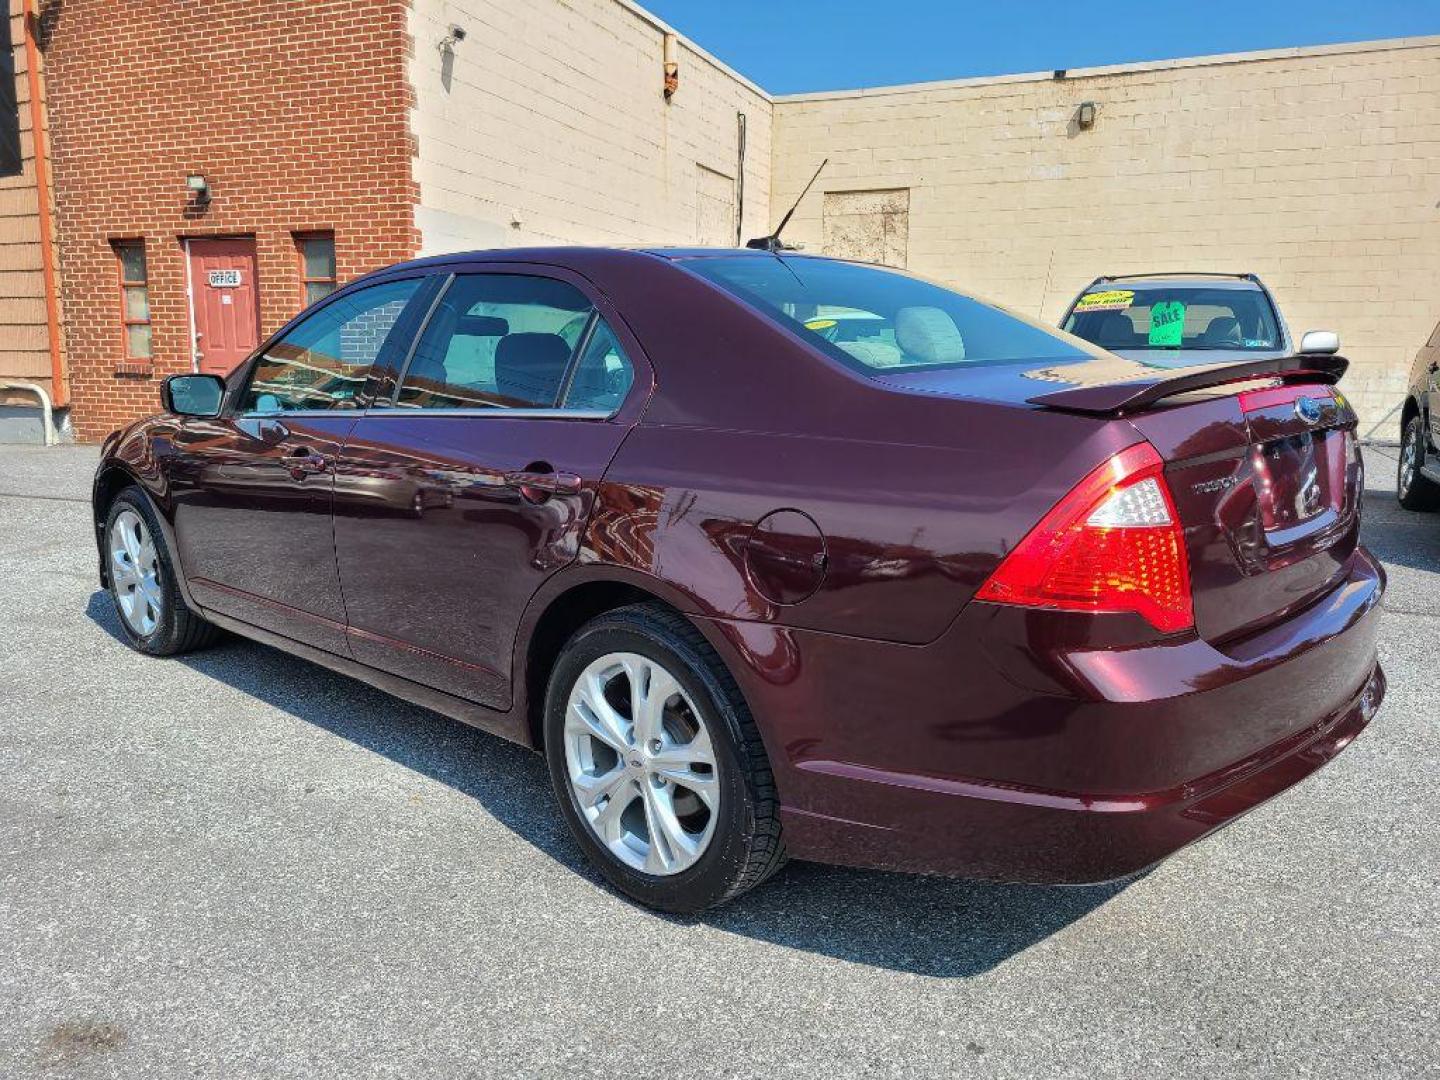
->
(162, 374), (226, 417)
(1299, 330), (1340, 356)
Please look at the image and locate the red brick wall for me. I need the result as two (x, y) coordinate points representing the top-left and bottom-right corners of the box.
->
(44, 0), (419, 439)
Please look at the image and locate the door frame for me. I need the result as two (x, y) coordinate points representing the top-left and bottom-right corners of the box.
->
(183, 235), (261, 376)
(182, 238), (199, 373)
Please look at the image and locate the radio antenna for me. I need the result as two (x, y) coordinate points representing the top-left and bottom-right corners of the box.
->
(746, 158), (827, 252)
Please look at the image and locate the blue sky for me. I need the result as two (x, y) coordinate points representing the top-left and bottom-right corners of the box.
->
(641, 1), (1439, 94)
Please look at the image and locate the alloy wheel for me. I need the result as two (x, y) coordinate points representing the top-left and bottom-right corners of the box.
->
(563, 651), (719, 876)
(110, 508), (163, 637)
(1399, 428), (1417, 499)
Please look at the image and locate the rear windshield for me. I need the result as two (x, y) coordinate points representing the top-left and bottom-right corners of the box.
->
(684, 256), (1088, 374)
(1063, 285), (1282, 352)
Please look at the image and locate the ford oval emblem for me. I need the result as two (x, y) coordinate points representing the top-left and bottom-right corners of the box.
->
(1295, 396), (1323, 424)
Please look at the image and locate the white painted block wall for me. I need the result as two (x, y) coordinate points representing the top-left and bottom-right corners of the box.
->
(409, 0), (773, 254)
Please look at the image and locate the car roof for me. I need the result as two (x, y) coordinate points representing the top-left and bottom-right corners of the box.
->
(1084, 272), (1265, 292)
(344, 245), (842, 289)
(642, 247), (784, 260)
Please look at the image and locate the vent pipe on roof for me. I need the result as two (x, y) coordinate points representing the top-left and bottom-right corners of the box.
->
(663, 33), (679, 100)
(736, 112), (747, 246)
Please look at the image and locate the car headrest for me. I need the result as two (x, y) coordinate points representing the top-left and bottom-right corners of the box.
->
(1095, 312), (1137, 345)
(834, 339), (905, 369)
(494, 333), (572, 406)
(1201, 315), (1241, 345)
(895, 306), (965, 365)
(455, 314), (508, 338)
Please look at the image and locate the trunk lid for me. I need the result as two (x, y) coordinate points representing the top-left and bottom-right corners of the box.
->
(996, 349), (1362, 645)
(878, 350), (1362, 644)
(1125, 379), (1362, 644)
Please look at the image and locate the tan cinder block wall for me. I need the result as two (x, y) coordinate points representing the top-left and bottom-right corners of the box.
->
(771, 38), (1440, 435)
(0, 0), (60, 408)
(409, 0), (771, 253)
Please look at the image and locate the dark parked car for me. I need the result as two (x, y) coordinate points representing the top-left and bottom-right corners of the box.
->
(1398, 316), (1440, 511)
(93, 248), (1385, 912)
(1059, 272), (1341, 369)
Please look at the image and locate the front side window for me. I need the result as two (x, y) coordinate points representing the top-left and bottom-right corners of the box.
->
(685, 255), (1087, 376)
(115, 240), (151, 360)
(238, 278), (422, 414)
(297, 233), (337, 308)
(397, 274), (630, 412)
(1063, 286), (1282, 353)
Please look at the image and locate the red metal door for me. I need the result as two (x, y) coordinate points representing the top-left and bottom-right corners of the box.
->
(188, 238), (260, 376)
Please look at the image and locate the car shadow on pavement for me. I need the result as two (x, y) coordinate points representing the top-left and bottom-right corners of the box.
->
(86, 590), (1128, 978)
(691, 863), (1128, 978)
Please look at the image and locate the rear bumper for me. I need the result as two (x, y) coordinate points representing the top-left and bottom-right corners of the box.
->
(705, 546), (1386, 883)
(776, 662), (1382, 883)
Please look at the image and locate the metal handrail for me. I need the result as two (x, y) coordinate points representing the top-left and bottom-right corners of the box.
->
(0, 380), (59, 446)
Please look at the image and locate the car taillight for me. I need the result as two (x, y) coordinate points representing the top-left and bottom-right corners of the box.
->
(976, 442), (1193, 633)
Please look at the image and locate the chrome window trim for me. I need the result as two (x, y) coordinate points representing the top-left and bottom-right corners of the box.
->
(362, 406), (616, 420)
(233, 408), (369, 420)
(234, 407), (616, 421)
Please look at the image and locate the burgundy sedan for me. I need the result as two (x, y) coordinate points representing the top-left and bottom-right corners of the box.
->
(93, 248), (1385, 912)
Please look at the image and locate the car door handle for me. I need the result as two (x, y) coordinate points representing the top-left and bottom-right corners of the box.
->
(285, 448), (329, 478)
(504, 469), (583, 498)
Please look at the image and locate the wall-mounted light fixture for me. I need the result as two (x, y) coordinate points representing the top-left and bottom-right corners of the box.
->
(437, 24), (465, 93)
(1076, 101), (1097, 129)
(186, 174), (211, 205)
(438, 23), (466, 52)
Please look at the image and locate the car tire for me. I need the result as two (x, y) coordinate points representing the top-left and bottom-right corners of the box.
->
(104, 488), (222, 656)
(544, 603), (786, 912)
(1397, 415), (1440, 512)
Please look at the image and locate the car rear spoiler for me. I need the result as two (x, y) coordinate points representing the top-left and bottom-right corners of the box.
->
(1026, 354), (1349, 416)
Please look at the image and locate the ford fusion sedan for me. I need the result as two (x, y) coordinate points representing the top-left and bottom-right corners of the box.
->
(93, 248), (1385, 912)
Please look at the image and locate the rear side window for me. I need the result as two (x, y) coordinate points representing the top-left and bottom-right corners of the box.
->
(397, 274), (632, 412)
(239, 278), (423, 414)
(684, 256), (1086, 375)
(1063, 285), (1282, 352)
(567, 318), (635, 412)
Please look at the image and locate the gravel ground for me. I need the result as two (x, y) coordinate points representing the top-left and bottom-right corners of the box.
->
(1, 442), (1436, 1079)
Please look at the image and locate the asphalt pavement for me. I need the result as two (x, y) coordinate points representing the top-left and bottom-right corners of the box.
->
(1, 442), (1436, 1079)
